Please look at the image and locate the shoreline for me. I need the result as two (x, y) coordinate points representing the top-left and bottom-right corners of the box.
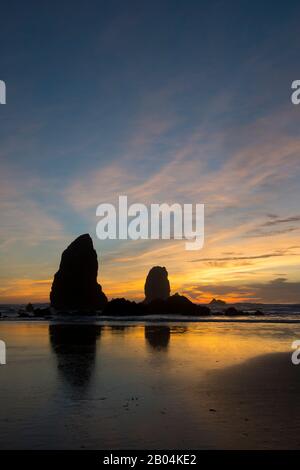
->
(1, 315), (300, 324)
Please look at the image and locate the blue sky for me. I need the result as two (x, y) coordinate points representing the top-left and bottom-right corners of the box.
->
(1, 0), (300, 302)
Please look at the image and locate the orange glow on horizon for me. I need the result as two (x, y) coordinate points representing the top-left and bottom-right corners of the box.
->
(0, 238), (299, 304)
(0, 277), (279, 304)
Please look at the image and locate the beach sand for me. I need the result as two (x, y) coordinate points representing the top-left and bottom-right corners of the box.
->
(200, 352), (300, 449)
(0, 322), (299, 449)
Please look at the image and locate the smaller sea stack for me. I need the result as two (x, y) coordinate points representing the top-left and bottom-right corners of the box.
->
(144, 266), (170, 303)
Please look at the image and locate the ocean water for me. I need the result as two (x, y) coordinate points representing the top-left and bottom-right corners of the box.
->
(0, 320), (300, 449)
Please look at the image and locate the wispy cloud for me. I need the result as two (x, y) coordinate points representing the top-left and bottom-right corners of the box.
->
(183, 278), (300, 304)
(262, 215), (300, 227)
(0, 167), (67, 246)
(190, 252), (293, 263)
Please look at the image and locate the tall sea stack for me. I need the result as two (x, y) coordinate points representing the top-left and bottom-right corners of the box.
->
(50, 234), (107, 311)
(144, 266), (170, 303)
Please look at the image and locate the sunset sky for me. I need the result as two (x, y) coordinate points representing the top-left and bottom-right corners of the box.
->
(0, 0), (300, 304)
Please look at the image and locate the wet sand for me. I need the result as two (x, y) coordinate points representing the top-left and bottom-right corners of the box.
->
(202, 352), (300, 449)
(0, 322), (299, 449)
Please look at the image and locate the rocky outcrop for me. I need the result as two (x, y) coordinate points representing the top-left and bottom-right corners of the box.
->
(103, 298), (146, 316)
(25, 302), (34, 312)
(50, 234), (107, 311)
(210, 298), (226, 306)
(144, 266), (170, 303)
(146, 293), (210, 316)
(224, 307), (242, 316)
(166, 293), (198, 314)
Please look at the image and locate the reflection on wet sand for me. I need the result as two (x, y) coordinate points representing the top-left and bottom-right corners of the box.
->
(49, 324), (101, 391)
(1, 322), (300, 449)
(144, 326), (170, 350)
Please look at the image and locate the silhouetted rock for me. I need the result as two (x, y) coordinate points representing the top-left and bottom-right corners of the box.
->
(144, 266), (170, 303)
(146, 293), (211, 316)
(103, 298), (146, 316)
(50, 234), (107, 311)
(166, 293), (198, 314)
(224, 306), (243, 316)
(210, 298), (226, 306)
(33, 307), (52, 318)
(25, 302), (34, 312)
(145, 298), (167, 314)
(254, 309), (264, 316)
(197, 304), (211, 315)
(18, 309), (30, 318)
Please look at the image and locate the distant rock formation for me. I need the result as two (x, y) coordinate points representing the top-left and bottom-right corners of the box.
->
(209, 298), (226, 306)
(144, 266), (170, 303)
(50, 234), (107, 311)
(166, 293), (198, 314)
(254, 310), (264, 316)
(33, 307), (51, 318)
(25, 302), (34, 312)
(103, 298), (146, 316)
(100, 294), (211, 317)
(146, 293), (210, 316)
(224, 307), (242, 316)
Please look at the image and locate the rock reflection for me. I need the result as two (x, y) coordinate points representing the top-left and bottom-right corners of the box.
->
(49, 324), (101, 392)
(144, 325), (171, 350)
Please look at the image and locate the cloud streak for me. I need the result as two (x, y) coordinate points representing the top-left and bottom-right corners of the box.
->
(183, 278), (300, 304)
(190, 252), (292, 263)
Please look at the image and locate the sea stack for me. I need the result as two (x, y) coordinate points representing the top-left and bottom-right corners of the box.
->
(144, 266), (170, 303)
(50, 234), (107, 311)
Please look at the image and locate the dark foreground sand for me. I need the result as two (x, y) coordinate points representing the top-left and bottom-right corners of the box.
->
(203, 352), (300, 449)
